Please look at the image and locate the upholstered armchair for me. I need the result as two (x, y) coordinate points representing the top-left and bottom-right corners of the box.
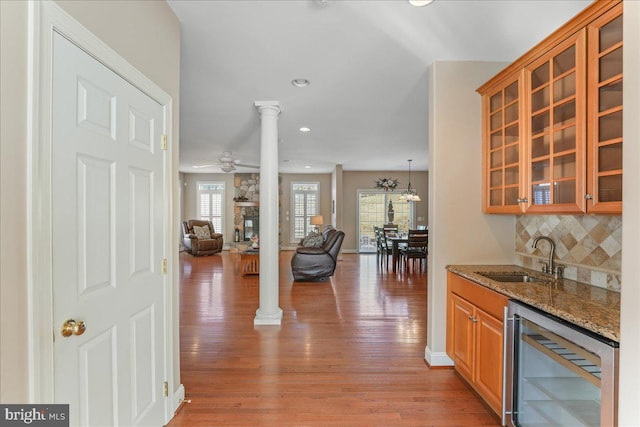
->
(182, 220), (224, 256)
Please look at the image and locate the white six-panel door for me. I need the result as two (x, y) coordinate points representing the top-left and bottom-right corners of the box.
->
(51, 31), (166, 426)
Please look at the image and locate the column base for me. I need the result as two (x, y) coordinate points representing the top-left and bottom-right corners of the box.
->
(254, 307), (283, 325)
(424, 346), (454, 367)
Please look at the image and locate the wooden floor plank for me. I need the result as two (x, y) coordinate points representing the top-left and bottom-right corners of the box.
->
(168, 251), (499, 426)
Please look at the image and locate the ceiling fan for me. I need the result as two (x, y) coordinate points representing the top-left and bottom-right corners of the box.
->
(192, 151), (259, 173)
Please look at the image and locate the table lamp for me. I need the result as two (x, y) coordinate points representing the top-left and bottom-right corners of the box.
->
(310, 215), (324, 232)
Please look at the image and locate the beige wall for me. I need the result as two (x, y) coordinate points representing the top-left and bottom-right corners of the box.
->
(0, 0), (29, 403)
(619, 0), (640, 423)
(0, 0), (180, 402)
(181, 173), (334, 247)
(341, 170), (429, 252)
(426, 61), (516, 365)
(182, 173), (236, 241)
(180, 170), (427, 252)
(279, 174), (333, 247)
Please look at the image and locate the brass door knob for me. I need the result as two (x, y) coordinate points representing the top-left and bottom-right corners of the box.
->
(61, 319), (86, 337)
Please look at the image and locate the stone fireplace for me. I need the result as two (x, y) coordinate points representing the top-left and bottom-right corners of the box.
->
(233, 173), (260, 242)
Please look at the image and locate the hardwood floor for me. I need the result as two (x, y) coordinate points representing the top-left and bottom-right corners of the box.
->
(168, 251), (500, 427)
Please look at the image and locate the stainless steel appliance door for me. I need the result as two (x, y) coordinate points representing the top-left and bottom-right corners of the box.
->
(504, 301), (618, 427)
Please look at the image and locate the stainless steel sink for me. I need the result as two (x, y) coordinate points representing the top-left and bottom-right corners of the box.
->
(478, 272), (546, 283)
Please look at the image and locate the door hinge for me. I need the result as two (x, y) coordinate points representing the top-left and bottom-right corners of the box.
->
(161, 134), (168, 150)
(163, 381), (169, 397)
(161, 258), (168, 274)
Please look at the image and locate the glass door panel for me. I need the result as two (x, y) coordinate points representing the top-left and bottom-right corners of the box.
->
(531, 134), (550, 158)
(598, 143), (622, 171)
(505, 145), (519, 165)
(358, 192), (412, 253)
(599, 14), (622, 51)
(526, 30), (585, 211)
(490, 111), (502, 131)
(599, 47), (622, 82)
(553, 45), (576, 76)
(554, 180), (576, 204)
(490, 131), (502, 149)
(553, 100), (576, 127)
(490, 92), (502, 111)
(505, 187), (519, 205)
(553, 127), (576, 153)
(553, 154), (576, 179)
(553, 72), (576, 101)
(531, 112), (549, 135)
(531, 87), (549, 112)
(598, 80), (622, 111)
(531, 63), (549, 90)
(598, 175), (622, 202)
(484, 74), (524, 212)
(515, 318), (602, 427)
(598, 110), (623, 141)
(505, 166), (519, 186)
(490, 170), (502, 187)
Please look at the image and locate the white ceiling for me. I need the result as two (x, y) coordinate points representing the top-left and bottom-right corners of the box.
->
(168, 0), (591, 174)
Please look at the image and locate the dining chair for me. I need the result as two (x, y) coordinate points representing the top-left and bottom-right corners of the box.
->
(400, 230), (428, 272)
(374, 226), (393, 270)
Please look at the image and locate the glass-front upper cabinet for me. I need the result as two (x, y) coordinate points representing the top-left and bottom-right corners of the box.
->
(482, 73), (526, 213)
(587, 4), (623, 214)
(524, 30), (587, 214)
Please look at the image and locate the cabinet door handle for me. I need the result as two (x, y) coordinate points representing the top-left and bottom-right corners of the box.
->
(585, 193), (594, 200)
(516, 197), (529, 203)
(468, 315), (478, 323)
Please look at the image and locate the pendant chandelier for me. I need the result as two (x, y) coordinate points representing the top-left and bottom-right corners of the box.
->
(399, 159), (421, 202)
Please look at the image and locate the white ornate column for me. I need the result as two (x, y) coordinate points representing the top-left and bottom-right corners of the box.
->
(254, 101), (283, 325)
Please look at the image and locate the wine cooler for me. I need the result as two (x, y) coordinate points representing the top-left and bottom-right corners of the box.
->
(504, 301), (618, 426)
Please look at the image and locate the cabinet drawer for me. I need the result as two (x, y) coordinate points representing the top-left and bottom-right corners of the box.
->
(447, 272), (508, 319)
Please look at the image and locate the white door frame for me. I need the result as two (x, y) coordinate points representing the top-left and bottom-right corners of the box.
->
(28, 1), (175, 422)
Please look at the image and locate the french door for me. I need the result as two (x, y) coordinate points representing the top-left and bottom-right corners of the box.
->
(357, 191), (413, 253)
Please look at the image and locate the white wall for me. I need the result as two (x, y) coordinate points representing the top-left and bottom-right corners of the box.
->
(341, 170), (429, 252)
(619, 1), (640, 423)
(0, 0), (181, 402)
(426, 61), (516, 365)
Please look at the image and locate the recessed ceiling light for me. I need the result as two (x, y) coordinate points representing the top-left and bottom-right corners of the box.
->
(304, 165), (312, 169)
(409, 0), (434, 6)
(299, 127), (311, 132)
(291, 78), (310, 88)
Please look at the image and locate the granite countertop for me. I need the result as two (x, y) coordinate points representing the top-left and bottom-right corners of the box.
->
(446, 264), (620, 342)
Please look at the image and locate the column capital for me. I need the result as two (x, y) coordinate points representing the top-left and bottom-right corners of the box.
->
(254, 101), (281, 115)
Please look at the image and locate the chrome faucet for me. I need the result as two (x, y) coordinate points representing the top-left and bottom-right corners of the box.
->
(532, 236), (564, 279)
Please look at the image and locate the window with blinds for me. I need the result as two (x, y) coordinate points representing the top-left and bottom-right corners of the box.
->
(197, 182), (224, 233)
(291, 182), (319, 242)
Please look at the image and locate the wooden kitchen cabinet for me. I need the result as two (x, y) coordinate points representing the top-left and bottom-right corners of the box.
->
(481, 73), (527, 213)
(586, 3), (623, 213)
(446, 272), (508, 416)
(478, 0), (623, 215)
(525, 30), (587, 213)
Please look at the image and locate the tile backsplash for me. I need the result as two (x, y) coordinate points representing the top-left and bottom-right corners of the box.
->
(515, 215), (622, 291)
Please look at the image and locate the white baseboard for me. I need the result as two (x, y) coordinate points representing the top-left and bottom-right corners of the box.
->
(425, 346), (454, 367)
(173, 383), (185, 413)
